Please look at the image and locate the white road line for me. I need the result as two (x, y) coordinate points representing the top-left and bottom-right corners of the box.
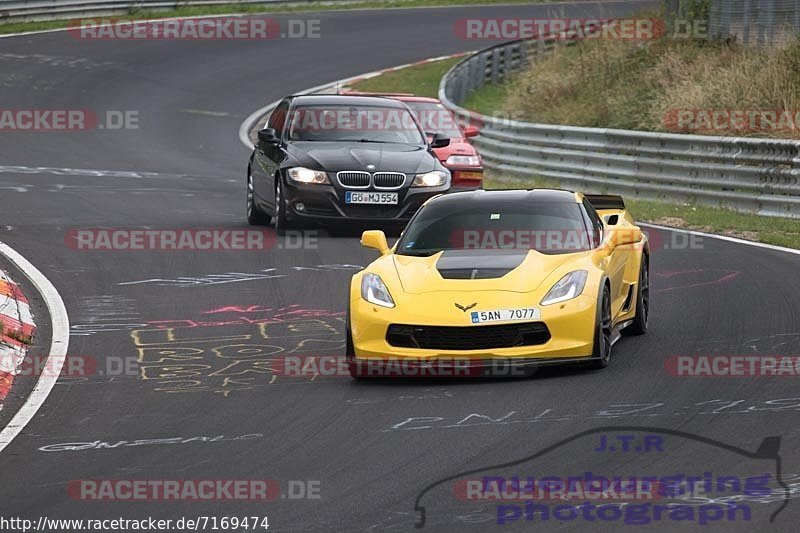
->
(0, 241), (69, 454)
(639, 222), (800, 257)
(181, 109), (232, 117)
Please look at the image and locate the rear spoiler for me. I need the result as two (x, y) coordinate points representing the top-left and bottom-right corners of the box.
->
(585, 194), (625, 211)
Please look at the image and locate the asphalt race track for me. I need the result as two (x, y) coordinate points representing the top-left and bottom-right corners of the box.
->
(1, 2), (800, 531)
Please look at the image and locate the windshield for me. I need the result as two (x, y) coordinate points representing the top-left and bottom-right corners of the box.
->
(287, 104), (426, 144)
(403, 101), (463, 138)
(396, 200), (593, 255)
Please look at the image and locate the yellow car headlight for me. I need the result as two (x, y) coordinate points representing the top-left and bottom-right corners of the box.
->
(361, 273), (395, 308)
(540, 270), (588, 305)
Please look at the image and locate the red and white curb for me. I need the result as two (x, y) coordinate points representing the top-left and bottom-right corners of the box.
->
(343, 53), (471, 86)
(0, 269), (36, 406)
(0, 241), (68, 454)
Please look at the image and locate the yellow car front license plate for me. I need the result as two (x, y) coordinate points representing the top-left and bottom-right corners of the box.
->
(470, 308), (540, 324)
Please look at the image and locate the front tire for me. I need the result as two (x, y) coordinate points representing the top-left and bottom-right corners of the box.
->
(589, 284), (612, 369)
(623, 255), (649, 336)
(246, 169), (271, 226)
(273, 176), (292, 235)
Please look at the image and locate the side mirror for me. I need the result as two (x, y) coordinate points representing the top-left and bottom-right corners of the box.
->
(257, 128), (279, 144)
(603, 214), (619, 226)
(610, 226), (643, 247)
(430, 133), (451, 149)
(361, 230), (390, 255)
(463, 125), (479, 138)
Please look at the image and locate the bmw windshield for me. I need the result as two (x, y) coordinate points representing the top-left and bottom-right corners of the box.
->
(287, 104), (426, 144)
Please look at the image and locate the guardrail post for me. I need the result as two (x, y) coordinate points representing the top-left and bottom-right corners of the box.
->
(477, 52), (488, 86)
(518, 41), (528, 69)
(490, 48), (500, 84)
(467, 56), (479, 95)
(502, 45), (514, 80)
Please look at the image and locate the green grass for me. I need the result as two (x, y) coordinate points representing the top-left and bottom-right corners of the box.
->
(461, 82), (509, 117)
(348, 57), (461, 98)
(624, 200), (800, 249)
(349, 54), (514, 115)
(485, 173), (800, 249)
(0, 0), (568, 35)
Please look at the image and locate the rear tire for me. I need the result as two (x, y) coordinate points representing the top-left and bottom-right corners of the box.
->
(589, 284), (612, 370)
(246, 169), (271, 226)
(624, 255), (649, 336)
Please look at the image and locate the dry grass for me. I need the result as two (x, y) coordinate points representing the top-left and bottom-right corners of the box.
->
(5, 328), (33, 345)
(503, 37), (800, 138)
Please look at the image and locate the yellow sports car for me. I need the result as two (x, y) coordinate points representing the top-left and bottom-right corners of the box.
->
(346, 189), (649, 378)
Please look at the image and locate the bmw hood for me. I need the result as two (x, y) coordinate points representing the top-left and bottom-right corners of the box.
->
(392, 249), (579, 294)
(285, 142), (437, 174)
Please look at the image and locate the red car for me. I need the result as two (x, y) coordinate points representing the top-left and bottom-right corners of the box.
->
(344, 92), (484, 189)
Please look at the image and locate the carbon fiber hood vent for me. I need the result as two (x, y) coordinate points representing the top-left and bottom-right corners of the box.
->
(435, 250), (526, 279)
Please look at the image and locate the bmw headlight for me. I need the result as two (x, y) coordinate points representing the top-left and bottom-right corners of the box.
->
(540, 270), (588, 306)
(361, 273), (395, 308)
(287, 167), (330, 185)
(412, 170), (448, 188)
(445, 155), (480, 167)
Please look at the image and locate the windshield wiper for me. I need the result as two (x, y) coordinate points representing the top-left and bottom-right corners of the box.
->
(351, 139), (402, 144)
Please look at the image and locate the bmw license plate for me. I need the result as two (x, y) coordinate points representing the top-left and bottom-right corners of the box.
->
(471, 308), (540, 324)
(345, 191), (398, 205)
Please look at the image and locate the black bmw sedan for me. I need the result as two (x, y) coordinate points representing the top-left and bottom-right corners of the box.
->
(246, 95), (455, 230)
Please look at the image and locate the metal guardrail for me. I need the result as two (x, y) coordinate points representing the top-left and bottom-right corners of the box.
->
(0, 0), (332, 23)
(439, 30), (800, 218)
(708, 0), (800, 47)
